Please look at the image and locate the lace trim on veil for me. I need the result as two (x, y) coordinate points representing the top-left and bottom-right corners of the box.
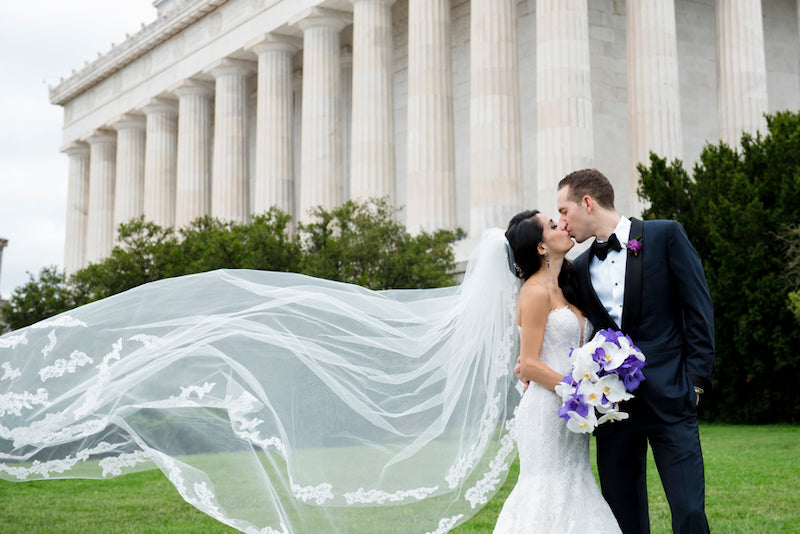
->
(0, 228), (522, 533)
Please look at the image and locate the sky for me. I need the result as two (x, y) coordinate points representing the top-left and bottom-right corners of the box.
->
(0, 1), (157, 299)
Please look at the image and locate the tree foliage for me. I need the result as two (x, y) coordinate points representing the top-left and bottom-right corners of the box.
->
(299, 198), (464, 289)
(1, 199), (462, 331)
(1, 266), (75, 331)
(784, 225), (800, 325)
(637, 111), (800, 423)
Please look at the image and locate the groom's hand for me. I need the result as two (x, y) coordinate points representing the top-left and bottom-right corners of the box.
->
(514, 357), (530, 387)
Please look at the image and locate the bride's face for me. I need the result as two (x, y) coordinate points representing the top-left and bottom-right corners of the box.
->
(536, 213), (574, 255)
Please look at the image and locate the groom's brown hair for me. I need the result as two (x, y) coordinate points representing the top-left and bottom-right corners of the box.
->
(558, 169), (615, 210)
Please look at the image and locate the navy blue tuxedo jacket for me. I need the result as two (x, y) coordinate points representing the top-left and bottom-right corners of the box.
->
(572, 218), (715, 422)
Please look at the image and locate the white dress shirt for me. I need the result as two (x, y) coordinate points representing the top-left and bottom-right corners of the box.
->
(589, 216), (631, 328)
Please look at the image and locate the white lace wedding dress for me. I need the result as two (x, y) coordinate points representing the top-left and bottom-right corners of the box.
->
(493, 307), (622, 533)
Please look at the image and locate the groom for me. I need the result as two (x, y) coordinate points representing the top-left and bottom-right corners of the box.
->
(556, 169), (714, 534)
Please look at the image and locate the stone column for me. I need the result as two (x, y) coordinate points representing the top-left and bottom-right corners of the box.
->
(470, 0), (522, 235)
(536, 0), (594, 216)
(341, 46), (353, 202)
(86, 131), (116, 264)
(63, 141), (90, 274)
(292, 70), (303, 221)
(406, 0), (456, 232)
(112, 114), (146, 234)
(209, 58), (255, 223)
(292, 8), (350, 222)
(716, 0), (768, 147)
(350, 0), (396, 203)
(143, 98), (179, 228)
(175, 79), (214, 228)
(627, 0), (683, 216)
(250, 35), (300, 217)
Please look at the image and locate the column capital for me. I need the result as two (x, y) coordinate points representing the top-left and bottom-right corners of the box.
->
(290, 7), (352, 32)
(61, 140), (90, 155)
(173, 78), (215, 98)
(86, 129), (116, 145)
(141, 97), (179, 116)
(206, 58), (257, 78)
(247, 33), (302, 55)
(111, 113), (146, 131)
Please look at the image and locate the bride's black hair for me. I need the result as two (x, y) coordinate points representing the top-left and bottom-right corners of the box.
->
(505, 210), (579, 307)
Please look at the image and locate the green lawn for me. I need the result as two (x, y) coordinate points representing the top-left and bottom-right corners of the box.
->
(1, 425), (798, 533)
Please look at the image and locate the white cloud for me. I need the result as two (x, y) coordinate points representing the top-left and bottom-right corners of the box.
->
(0, 0), (156, 298)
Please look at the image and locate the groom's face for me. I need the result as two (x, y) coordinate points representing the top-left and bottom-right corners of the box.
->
(557, 186), (592, 243)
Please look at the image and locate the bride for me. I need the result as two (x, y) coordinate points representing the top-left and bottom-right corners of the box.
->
(0, 212), (618, 533)
(494, 210), (620, 533)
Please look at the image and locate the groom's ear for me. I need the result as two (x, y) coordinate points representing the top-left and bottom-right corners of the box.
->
(582, 195), (594, 214)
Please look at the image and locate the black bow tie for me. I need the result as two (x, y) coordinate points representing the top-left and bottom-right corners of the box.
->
(591, 233), (622, 261)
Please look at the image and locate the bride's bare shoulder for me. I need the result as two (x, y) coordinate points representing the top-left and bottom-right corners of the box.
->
(517, 282), (552, 317)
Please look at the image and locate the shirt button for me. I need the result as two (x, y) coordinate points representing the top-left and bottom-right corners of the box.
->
(614, 283), (619, 286)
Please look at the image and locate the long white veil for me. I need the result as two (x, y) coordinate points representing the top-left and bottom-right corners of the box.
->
(0, 228), (522, 533)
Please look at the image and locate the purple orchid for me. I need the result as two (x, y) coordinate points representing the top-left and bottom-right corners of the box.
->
(557, 393), (590, 421)
(626, 236), (643, 256)
(597, 329), (623, 346)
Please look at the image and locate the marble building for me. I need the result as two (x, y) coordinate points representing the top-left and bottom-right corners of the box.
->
(50, 0), (800, 274)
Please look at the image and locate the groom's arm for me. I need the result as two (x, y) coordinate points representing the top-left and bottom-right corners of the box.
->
(665, 221), (715, 393)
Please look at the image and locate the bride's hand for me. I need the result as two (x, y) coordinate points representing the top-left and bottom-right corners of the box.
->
(514, 357), (530, 387)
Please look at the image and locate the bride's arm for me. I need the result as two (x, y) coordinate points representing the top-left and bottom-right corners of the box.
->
(517, 285), (564, 391)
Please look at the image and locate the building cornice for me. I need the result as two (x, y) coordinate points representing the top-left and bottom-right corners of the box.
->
(49, 0), (229, 106)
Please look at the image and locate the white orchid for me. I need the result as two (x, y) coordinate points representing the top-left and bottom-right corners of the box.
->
(597, 344), (629, 372)
(596, 374), (633, 403)
(577, 379), (607, 407)
(554, 379), (577, 401)
(618, 335), (646, 362)
(565, 409), (598, 434)
(597, 409), (630, 425)
(570, 347), (601, 383)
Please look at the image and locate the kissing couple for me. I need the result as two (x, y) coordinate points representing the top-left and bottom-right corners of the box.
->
(494, 168), (714, 534)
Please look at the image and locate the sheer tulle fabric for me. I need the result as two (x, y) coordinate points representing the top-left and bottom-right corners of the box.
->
(0, 228), (522, 533)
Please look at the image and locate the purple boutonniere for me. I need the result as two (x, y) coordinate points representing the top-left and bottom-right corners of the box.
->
(626, 235), (642, 256)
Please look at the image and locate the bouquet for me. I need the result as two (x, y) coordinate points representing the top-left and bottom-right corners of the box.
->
(554, 329), (646, 434)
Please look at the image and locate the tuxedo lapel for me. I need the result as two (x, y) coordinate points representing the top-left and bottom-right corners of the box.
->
(621, 217), (644, 335)
(579, 250), (617, 331)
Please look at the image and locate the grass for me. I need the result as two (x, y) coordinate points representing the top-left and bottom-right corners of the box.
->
(1, 425), (798, 533)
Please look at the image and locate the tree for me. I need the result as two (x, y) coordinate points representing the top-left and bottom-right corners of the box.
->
(175, 208), (301, 275)
(1, 199), (463, 330)
(299, 198), (464, 289)
(783, 225), (800, 325)
(637, 111), (800, 423)
(0, 266), (74, 331)
(70, 217), (180, 304)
